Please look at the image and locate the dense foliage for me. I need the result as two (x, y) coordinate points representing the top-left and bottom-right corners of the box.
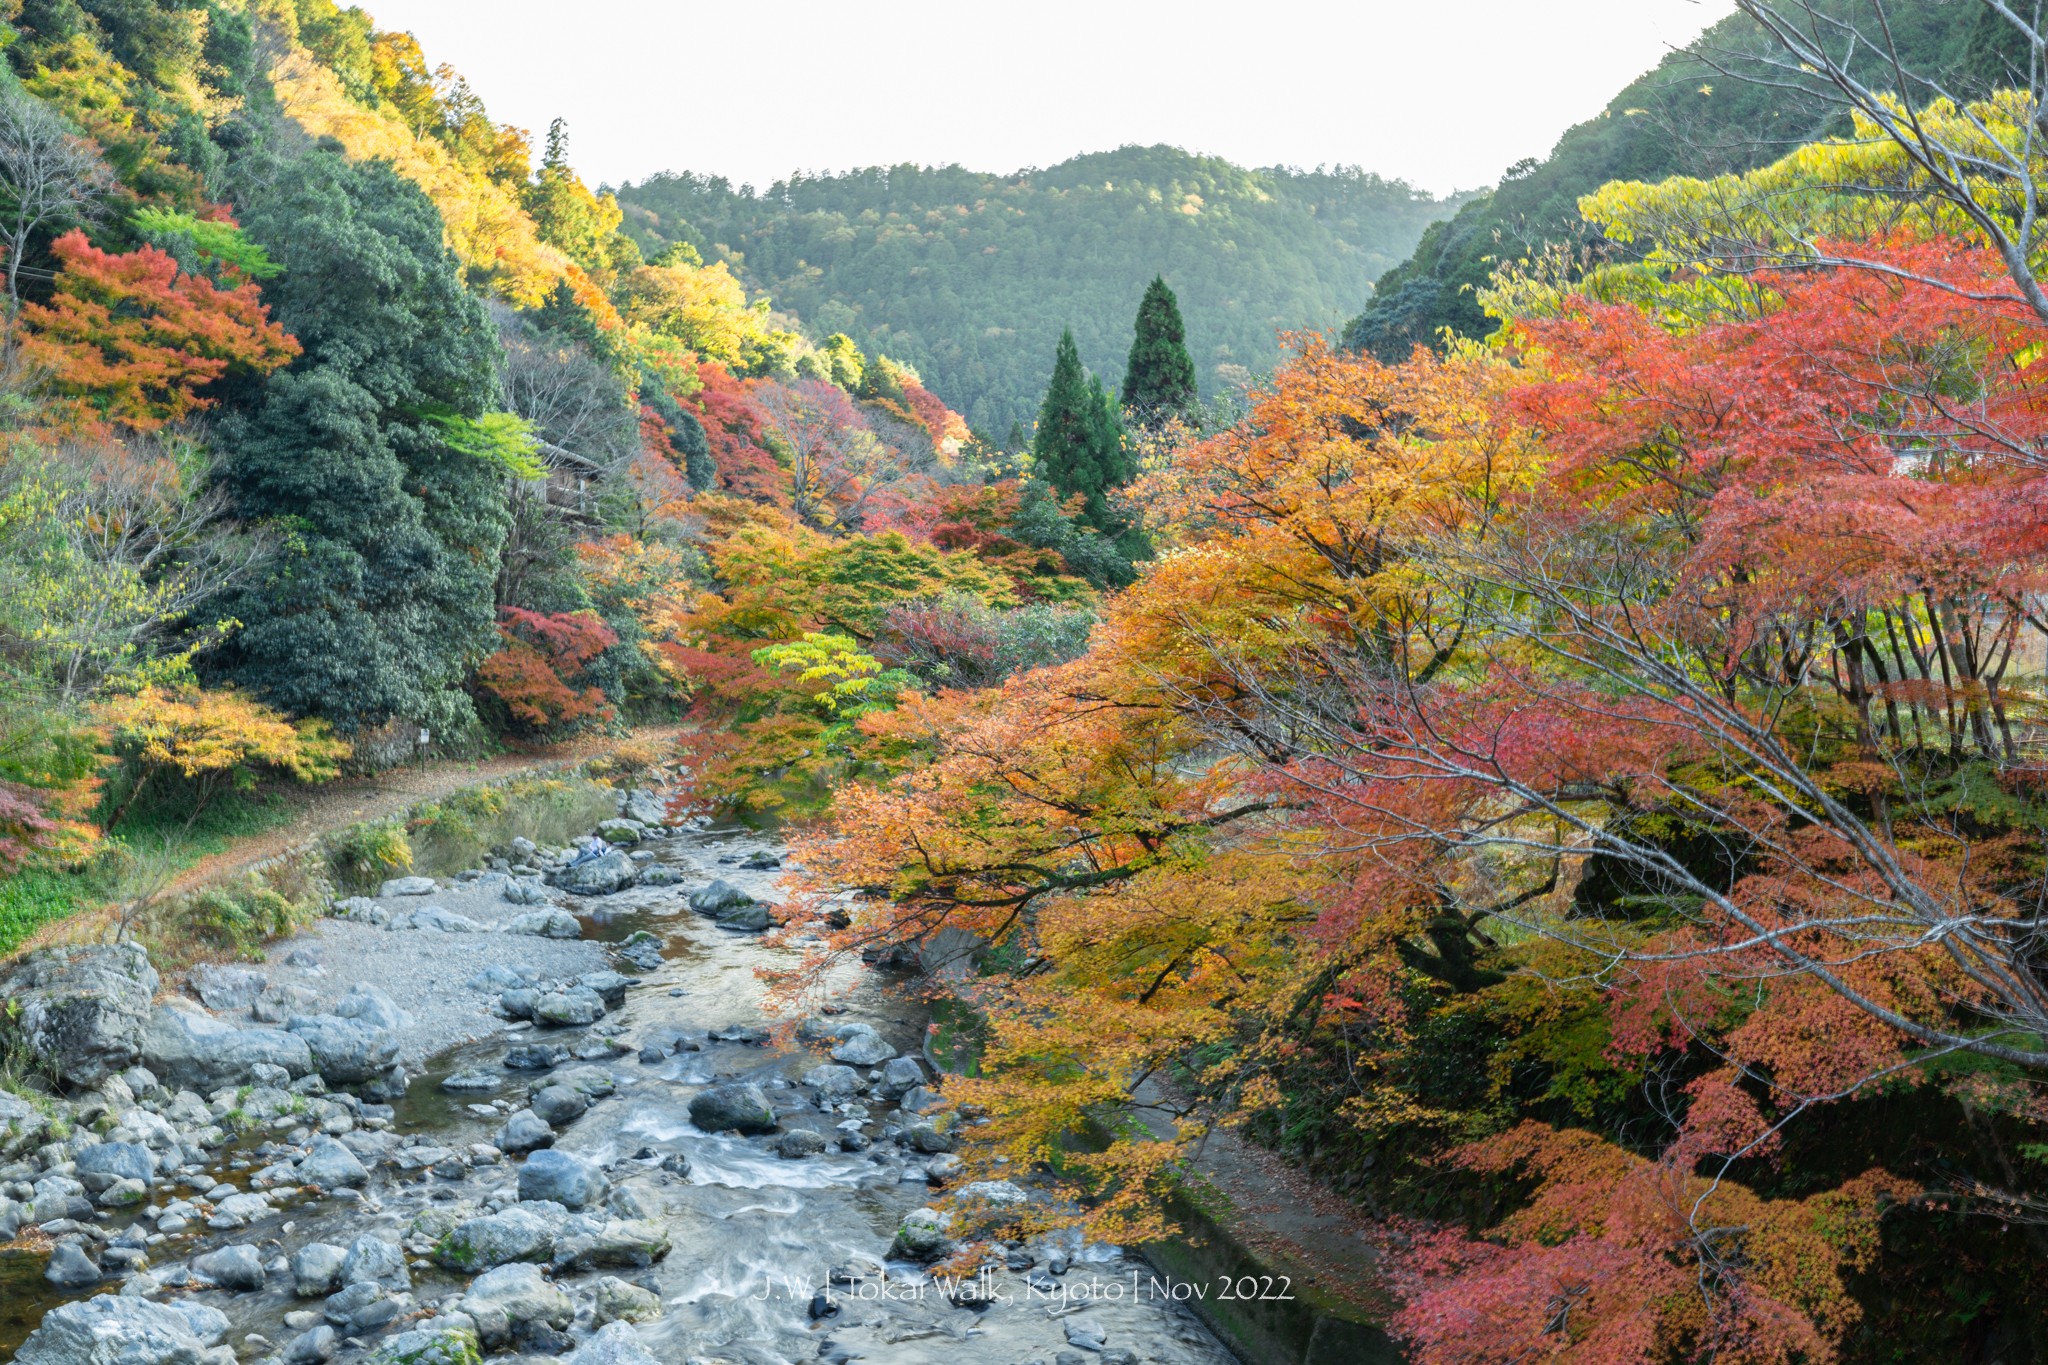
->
(615, 147), (1471, 436)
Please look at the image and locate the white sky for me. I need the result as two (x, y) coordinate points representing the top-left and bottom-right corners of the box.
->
(358, 0), (1740, 195)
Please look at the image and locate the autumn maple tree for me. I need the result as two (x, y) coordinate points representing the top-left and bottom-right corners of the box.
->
(20, 229), (299, 431)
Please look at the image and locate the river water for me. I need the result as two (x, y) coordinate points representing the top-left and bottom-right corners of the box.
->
(1, 824), (1238, 1365)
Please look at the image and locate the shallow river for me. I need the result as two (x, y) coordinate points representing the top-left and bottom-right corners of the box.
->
(1, 824), (1237, 1365)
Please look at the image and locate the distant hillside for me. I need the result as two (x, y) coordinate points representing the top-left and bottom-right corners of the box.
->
(616, 147), (1472, 436)
(1342, 0), (2025, 358)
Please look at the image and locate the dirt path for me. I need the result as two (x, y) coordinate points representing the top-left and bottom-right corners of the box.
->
(158, 723), (687, 899)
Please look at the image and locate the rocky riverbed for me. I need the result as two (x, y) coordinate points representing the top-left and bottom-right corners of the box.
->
(0, 791), (1235, 1365)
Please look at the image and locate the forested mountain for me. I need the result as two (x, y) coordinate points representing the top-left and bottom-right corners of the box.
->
(615, 148), (1470, 436)
(1343, 0), (2025, 357)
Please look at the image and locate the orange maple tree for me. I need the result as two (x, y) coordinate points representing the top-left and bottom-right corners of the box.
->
(20, 230), (300, 431)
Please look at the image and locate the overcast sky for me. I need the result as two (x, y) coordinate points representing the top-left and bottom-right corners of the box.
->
(358, 0), (1740, 195)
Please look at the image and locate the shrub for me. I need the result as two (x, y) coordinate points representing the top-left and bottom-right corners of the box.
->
(328, 820), (414, 893)
(873, 594), (1094, 688)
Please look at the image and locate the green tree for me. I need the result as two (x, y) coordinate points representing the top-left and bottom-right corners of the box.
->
(1031, 329), (1127, 533)
(1120, 275), (1196, 422)
(206, 149), (508, 737)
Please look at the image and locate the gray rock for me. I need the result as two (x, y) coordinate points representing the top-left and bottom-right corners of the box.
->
(331, 898), (389, 927)
(379, 876), (437, 897)
(251, 982), (321, 1024)
(74, 1140), (154, 1189)
(364, 1325), (480, 1365)
(284, 1324), (338, 1365)
(500, 987), (539, 1020)
(776, 1129), (828, 1158)
(518, 1148), (607, 1209)
(334, 983), (412, 1032)
(901, 1083), (949, 1114)
(0, 943), (160, 1088)
(550, 1219), (671, 1272)
(878, 1055), (927, 1095)
(907, 1121), (955, 1154)
(15, 1294), (230, 1365)
(340, 1233), (409, 1290)
(529, 1085), (588, 1127)
(206, 1191), (273, 1229)
(592, 1275), (662, 1326)
(496, 1109), (554, 1153)
(577, 971), (633, 1008)
(192, 1243), (266, 1291)
(298, 1136), (369, 1188)
(462, 1260), (572, 1328)
(440, 1068), (499, 1093)
(434, 1206), (557, 1271)
(501, 880), (552, 907)
(141, 1003), (312, 1091)
(688, 1082), (776, 1134)
(534, 987), (605, 1027)
(890, 1206), (955, 1262)
(829, 1027), (894, 1067)
(503, 1043), (568, 1070)
(506, 909), (580, 938)
(187, 963), (267, 1012)
(96, 1176), (148, 1207)
(466, 964), (532, 990)
(714, 901), (773, 932)
(563, 1321), (661, 1365)
(621, 790), (668, 826)
(556, 1065), (617, 1098)
(553, 851), (637, 896)
(44, 1242), (101, 1287)
(686, 879), (753, 915)
(410, 906), (485, 933)
(615, 931), (664, 971)
(289, 1243), (346, 1296)
(801, 1063), (862, 1097)
(1065, 1318), (1109, 1351)
(633, 864), (683, 888)
(594, 819), (644, 846)
(286, 1014), (399, 1086)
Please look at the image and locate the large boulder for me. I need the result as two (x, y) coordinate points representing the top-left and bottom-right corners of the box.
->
(287, 1014), (400, 1085)
(462, 1261), (573, 1331)
(434, 1206), (558, 1271)
(15, 1294), (233, 1365)
(714, 901), (773, 933)
(192, 1243), (266, 1291)
(533, 987), (605, 1028)
(550, 1218), (671, 1272)
(890, 1206), (955, 1263)
(334, 983), (412, 1032)
(528, 1085), (588, 1128)
(73, 1139), (155, 1190)
(290, 1243), (347, 1296)
(621, 790), (668, 826)
(553, 851), (637, 897)
(379, 876), (437, 897)
(688, 1082), (776, 1134)
(141, 1002), (312, 1091)
(341, 1233), (410, 1291)
(593, 1276), (662, 1326)
(594, 818), (644, 846)
(519, 1149), (607, 1209)
(298, 1135), (369, 1188)
(686, 880), (753, 916)
(0, 943), (159, 1088)
(828, 1025), (894, 1067)
(187, 963), (266, 1012)
(506, 909), (580, 939)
